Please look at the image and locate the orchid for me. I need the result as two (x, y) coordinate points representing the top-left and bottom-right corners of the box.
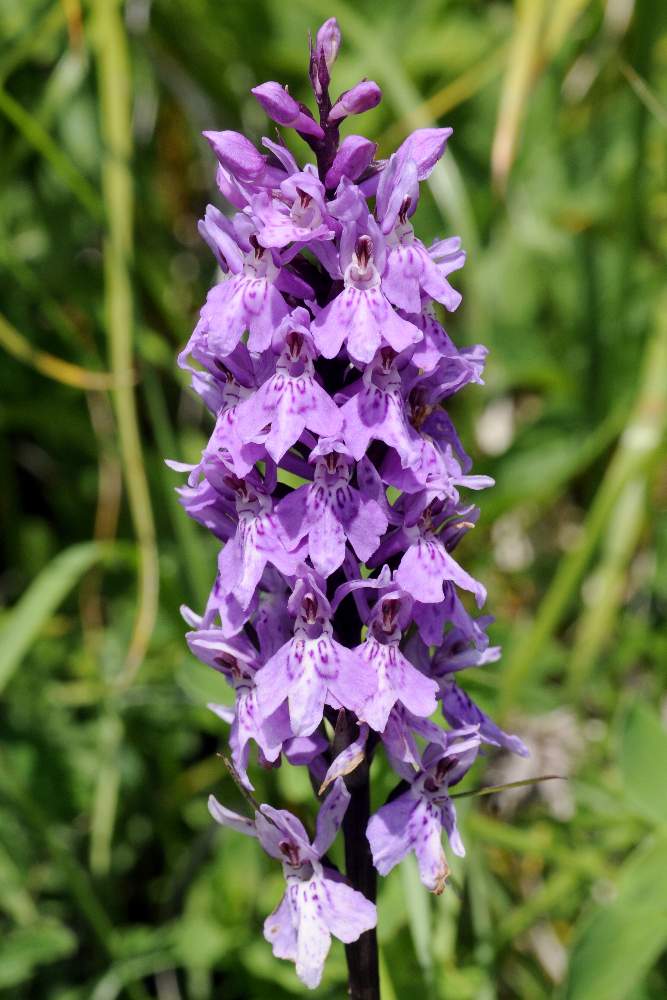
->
(174, 17), (526, 995)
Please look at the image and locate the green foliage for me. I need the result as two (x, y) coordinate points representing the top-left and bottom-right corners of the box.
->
(1, 0), (666, 997)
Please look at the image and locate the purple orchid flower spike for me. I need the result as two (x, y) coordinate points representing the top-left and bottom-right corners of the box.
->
(367, 729), (480, 893)
(174, 17), (524, 994)
(209, 780), (376, 989)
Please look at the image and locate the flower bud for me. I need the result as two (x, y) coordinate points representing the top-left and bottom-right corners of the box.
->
(329, 80), (382, 121)
(203, 130), (265, 182)
(315, 17), (341, 70)
(252, 81), (324, 139)
(325, 135), (377, 189)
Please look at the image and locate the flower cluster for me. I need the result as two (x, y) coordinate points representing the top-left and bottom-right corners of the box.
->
(175, 17), (527, 990)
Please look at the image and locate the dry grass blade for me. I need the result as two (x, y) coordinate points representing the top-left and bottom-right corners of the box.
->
(492, 0), (591, 191)
(0, 312), (132, 390)
(491, 0), (546, 193)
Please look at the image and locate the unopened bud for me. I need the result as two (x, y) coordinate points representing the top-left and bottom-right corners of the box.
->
(252, 81), (324, 140)
(203, 130), (265, 182)
(315, 17), (341, 70)
(325, 135), (377, 188)
(329, 80), (382, 121)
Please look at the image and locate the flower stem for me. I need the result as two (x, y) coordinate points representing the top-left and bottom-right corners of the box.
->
(342, 743), (380, 999)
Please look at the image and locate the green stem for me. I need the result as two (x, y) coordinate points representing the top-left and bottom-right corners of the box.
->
(92, 0), (159, 686)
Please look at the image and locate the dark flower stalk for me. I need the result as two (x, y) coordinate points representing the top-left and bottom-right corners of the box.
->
(173, 16), (527, 996)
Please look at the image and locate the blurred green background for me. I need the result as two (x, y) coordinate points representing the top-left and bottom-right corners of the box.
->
(1, 0), (666, 997)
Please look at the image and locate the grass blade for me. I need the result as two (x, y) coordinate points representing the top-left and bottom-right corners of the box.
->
(92, 0), (159, 687)
(0, 542), (109, 693)
(500, 290), (667, 714)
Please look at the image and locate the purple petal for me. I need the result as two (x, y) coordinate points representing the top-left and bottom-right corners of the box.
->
(208, 795), (257, 837)
(317, 870), (377, 943)
(264, 891), (297, 962)
(319, 724), (369, 793)
(313, 779), (350, 857)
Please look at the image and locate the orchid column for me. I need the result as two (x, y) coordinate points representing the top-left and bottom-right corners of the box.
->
(174, 16), (526, 997)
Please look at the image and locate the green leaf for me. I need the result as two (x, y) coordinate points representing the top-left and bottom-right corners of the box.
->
(0, 921), (77, 989)
(0, 541), (109, 693)
(400, 854), (434, 990)
(566, 835), (667, 1000)
(621, 703), (667, 827)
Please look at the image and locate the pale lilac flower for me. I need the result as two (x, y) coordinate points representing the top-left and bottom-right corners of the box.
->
(209, 780), (376, 989)
(250, 167), (334, 248)
(339, 349), (421, 465)
(356, 591), (438, 732)
(367, 731), (479, 892)
(190, 240), (288, 357)
(235, 309), (341, 462)
(393, 499), (487, 607)
(187, 629), (291, 786)
(311, 228), (421, 363)
(215, 478), (305, 610)
(255, 572), (376, 736)
(276, 451), (388, 576)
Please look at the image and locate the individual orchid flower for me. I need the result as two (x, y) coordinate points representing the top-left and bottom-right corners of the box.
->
(209, 780), (376, 989)
(325, 135), (377, 189)
(234, 308), (341, 463)
(189, 234), (289, 357)
(377, 156), (465, 314)
(329, 79), (382, 121)
(250, 165), (335, 249)
(338, 348), (422, 466)
(356, 589), (439, 733)
(254, 571), (376, 736)
(252, 81), (325, 139)
(275, 447), (388, 577)
(367, 730), (480, 893)
(393, 498), (487, 608)
(215, 476), (305, 610)
(187, 629), (292, 786)
(311, 225), (421, 364)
